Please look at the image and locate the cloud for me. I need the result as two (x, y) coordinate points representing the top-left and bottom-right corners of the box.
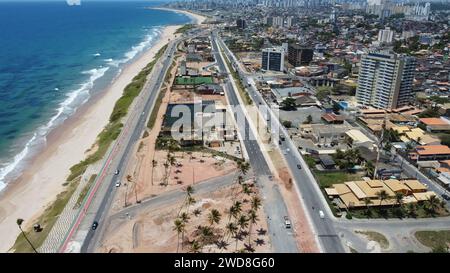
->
(66, 0), (81, 6)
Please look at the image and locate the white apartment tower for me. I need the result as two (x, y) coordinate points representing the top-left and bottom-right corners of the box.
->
(377, 27), (394, 44)
(356, 52), (416, 109)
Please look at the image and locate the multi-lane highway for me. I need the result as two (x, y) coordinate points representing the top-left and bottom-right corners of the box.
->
(211, 32), (299, 252)
(215, 33), (345, 253)
(59, 38), (181, 253)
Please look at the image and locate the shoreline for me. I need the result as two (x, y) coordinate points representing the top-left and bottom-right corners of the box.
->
(152, 7), (206, 24)
(0, 23), (186, 252)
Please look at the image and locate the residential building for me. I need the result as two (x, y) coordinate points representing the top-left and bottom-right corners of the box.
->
(325, 179), (435, 209)
(261, 47), (284, 72)
(419, 118), (450, 132)
(356, 52), (416, 109)
(272, 16), (284, 28)
(377, 27), (394, 44)
(411, 145), (450, 161)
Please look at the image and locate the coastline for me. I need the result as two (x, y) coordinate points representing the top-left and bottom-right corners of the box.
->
(152, 7), (206, 24)
(0, 24), (184, 252)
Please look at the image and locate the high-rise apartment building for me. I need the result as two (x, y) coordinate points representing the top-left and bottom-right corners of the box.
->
(261, 47), (284, 72)
(272, 16), (284, 28)
(377, 27), (394, 44)
(356, 52), (416, 109)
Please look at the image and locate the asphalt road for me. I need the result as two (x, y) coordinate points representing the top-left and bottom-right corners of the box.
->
(59, 38), (181, 253)
(216, 35), (345, 253)
(211, 33), (299, 253)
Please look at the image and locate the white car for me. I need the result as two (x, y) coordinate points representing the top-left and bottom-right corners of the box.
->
(319, 210), (325, 219)
(115, 180), (121, 187)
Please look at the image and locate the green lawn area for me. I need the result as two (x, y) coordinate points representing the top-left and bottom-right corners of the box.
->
(303, 155), (316, 169)
(74, 174), (97, 209)
(355, 230), (390, 249)
(415, 230), (450, 250)
(314, 171), (364, 188)
(175, 24), (195, 34)
(175, 76), (213, 85)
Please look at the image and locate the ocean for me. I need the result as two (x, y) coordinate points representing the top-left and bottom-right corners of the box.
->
(0, 1), (191, 190)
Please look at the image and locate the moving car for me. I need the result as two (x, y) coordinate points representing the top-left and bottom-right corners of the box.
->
(114, 169), (120, 175)
(297, 164), (302, 169)
(284, 216), (291, 229)
(442, 194), (450, 201)
(92, 221), (98, 230)
(319, 210), (325, 219)
(115, 180), (121, 187)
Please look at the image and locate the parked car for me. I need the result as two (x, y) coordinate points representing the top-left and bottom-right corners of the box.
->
(442, 194), (450, 201)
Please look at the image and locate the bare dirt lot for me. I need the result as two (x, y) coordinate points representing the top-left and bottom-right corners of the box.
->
(96, 182), (271, 253)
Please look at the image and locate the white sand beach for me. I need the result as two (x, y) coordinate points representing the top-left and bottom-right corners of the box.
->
(0, 9), (206, 252)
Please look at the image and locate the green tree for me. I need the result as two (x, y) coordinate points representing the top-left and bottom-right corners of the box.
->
(280, 97), (297, 111)
(282, 120), (292, 128)
(303, 115), (313, 124)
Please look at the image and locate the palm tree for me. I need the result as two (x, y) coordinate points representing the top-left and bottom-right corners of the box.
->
(178, 186), (195, 216)
(229, 201), (242, 221)
(250, 196), (261, 212)
(241, 184), (252, 196)
(425, 195), (440, 215)
(173, 219), (185, 253)
(394, 192), (404, 208)
(180, 212), (190, 224)
(186, 196), (196, 214)
(190, 240), (201, 253)
(238, 161), (250, 176)
(407, 203), (418, 218)
(199, 226), (214, 250)
(376, 190), (389, 207)
(363, 197), (373, 217)
(208, 209), (221, 226)
(225, 222), (238, 242)
(186, 185), (195, 196)
(16, 219), (38, 253)
(193, 208), (202, 217)
(236, 215), (249, 250)
(247, 210), (259, 246)
(151, 159), (157, 185)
